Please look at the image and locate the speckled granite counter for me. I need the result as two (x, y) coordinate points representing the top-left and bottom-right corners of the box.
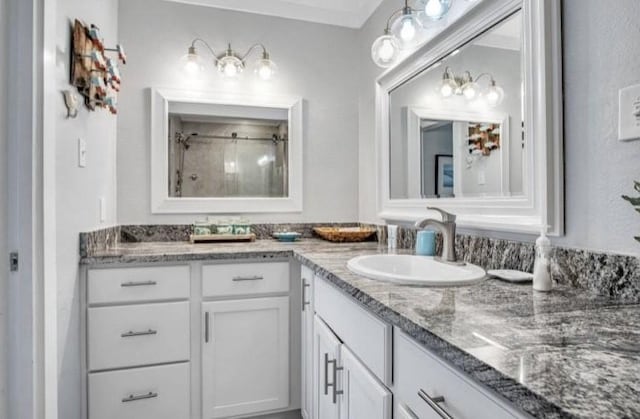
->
(81, 239), (640, 419)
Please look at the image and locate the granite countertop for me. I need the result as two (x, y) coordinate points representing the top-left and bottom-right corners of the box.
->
(82, 239), (640, 419)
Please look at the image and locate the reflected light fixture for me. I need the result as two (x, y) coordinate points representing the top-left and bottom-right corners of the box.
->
(370, 0), (453, 68)
(180, 39), (277, 81)
(439, 67), (504, 106)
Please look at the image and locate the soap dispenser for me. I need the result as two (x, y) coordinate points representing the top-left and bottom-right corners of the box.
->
(533, 227), (552, 291)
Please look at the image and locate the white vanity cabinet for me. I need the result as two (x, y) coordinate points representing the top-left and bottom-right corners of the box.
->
(309, 274), (393, 419)
(200, 261), (292, 419)
(303, 270), (530, 419)
(83, 259), (298, 419)
(84, 265), (192, 419)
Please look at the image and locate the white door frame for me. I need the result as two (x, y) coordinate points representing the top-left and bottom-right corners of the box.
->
(6, 0), (58, 418)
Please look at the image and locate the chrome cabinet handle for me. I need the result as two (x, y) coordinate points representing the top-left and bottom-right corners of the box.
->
(324, 353), (343, 404)
(204, 312), (210, 343)
(302, 278), (311, 311)
(324, 353), (330, 395)
(122, 391), (158, 403)
(121, 280), (157, 287)
(418, 389), (453, 419)
(232, 275), (264, 281)
(121, 329), (157, 338)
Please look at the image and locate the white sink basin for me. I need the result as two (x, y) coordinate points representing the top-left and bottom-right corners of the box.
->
(347, 254), (486, 287)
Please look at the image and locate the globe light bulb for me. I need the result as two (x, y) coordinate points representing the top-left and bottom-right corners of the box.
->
(224, 62), (237, 77)
(440, 82), (454, 97)
(462, 82), (478, 100)
(399, 17), (417, 41)
(425, 0), (444, 18)
(255, 56), (277, 81)
(486, 81), (505, 107)
(378, 39), (396, 61)
(422, 0), (452, 20)
(217, 54), (244, 79)
(390, 9), (423, 49)
(179, 46), (204, 78)
(371, 31), (400, 68)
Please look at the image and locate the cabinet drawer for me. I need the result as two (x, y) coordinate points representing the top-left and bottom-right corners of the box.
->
(88, 265), (190, 305)
(395, 331), (525, 419)
(202, 262), (289, 297)
(88, 363), (189, 419)
(314, 278), (392, 386)
(88, 301), (190, 371)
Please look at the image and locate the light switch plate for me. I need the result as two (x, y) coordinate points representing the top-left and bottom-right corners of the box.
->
(99, 197), (106, 222)
(618, 84), (640, 141)
(78, 138), (87, 167)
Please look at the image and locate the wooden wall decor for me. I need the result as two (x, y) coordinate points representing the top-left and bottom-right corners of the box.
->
(467, 122), (501, 157)
(71, 19), (126, 114)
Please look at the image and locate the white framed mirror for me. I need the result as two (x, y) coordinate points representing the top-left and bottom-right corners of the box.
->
(376, 0), (563, 235)
(150, 88), (303, 213)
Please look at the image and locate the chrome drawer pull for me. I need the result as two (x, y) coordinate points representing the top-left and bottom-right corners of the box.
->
(232, 275), (264, 281)
(121, 280), (157, 287)
(204, 312), (210, 343)
(122, 391), (158, 403)
(418, 389), (452, 419)
(121, 329), (157, 338)
(324, 353), (343, 404)
(302, 279), (311, 311)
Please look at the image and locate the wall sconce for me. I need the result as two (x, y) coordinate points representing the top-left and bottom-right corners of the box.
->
(439, 67), (504, 106)
(180, 39), (277, 81)
(371, 0), (452, 68)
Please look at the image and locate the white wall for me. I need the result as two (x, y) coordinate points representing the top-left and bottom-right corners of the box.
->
(554, 0), (640, 255)
(359, 0), (640, 256)
(55, 1), (119, 418)
(0, 0), (8, 415)
(117, 0), (360, 224)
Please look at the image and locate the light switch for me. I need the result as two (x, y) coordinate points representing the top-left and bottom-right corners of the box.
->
(477, 170), (486, 185)
(618, 84), (640, 141)
(99, 197), (106, 222)
(78, 138), (87, 167)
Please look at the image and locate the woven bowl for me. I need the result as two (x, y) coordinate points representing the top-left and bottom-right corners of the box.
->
(313, 227), (376, 243)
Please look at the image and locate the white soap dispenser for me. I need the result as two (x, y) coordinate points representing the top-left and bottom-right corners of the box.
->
(533, 227), (552, 291)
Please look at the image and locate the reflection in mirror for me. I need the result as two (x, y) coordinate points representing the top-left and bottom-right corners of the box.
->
(167, 104), (289, 198)
(389, 11), (523, 199)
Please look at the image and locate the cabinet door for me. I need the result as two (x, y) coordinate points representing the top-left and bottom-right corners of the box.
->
(202, 297), (289, 418)
(300, 269), (314, 419)
(339, 345), (392, 419)
(395, 402), (419, 419)
(312, 315), (341, 419)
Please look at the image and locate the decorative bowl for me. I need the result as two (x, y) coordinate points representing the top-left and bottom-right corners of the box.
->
(273, 232), (302, 242)
(313, 227), (376, 243)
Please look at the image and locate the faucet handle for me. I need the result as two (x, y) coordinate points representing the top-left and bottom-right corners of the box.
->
(427, 207), (456, 223)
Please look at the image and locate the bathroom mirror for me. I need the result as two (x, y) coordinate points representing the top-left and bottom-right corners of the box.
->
(151, 88), (303, 213)
(377, 0), (563, 235)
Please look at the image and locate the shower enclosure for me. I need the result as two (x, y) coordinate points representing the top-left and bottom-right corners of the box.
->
(168, 114), (289, 198)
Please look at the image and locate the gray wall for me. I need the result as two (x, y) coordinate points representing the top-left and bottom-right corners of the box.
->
(0, 0), (7, 415)
(117, 0), (360, 224)
(55, 1), (119, 418)
(555, 0), (640, 255)
(360, 0), (640, 256)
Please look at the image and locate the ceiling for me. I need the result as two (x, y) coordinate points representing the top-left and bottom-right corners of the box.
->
(160, 0), (385, 28)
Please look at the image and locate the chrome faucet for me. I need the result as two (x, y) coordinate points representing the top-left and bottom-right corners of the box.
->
(415, 207), (460, 264)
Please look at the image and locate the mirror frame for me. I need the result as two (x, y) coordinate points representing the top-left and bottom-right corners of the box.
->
(150, 87), (303, 214)
(376, 0), (563, 235)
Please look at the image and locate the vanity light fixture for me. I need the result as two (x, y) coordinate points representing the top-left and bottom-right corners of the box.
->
(180, 39), (277, 81)
(439, 67), (504, 106)
(371, 0), (454, 68)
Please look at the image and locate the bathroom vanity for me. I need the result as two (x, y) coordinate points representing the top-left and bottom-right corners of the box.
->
(79, 239), (640, 419)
